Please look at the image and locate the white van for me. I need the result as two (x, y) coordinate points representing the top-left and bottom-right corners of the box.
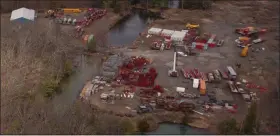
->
(227, 66), (237, 80)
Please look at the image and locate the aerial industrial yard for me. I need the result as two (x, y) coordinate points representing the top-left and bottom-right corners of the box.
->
(1, 0), (279, 135)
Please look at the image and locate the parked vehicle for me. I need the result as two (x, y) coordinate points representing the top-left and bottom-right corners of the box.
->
(207, 72), (215, 82)
(213, 70), (222, 81)
(227, 66), (237, 80)
(218, 69), (229, 79)
(227, 81), (238, 93)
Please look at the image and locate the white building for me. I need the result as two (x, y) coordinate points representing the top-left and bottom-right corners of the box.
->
(10, 7), (35, 22)
(171, 31), (187, 42)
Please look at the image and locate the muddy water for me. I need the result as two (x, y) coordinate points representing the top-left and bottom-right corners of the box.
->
(107, 10), (150, 46)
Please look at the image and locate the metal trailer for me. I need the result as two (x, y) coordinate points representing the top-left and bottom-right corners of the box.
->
(227, 66), (237, 80)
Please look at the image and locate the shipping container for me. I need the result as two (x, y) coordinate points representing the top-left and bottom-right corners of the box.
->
(199, 79), (206, 95)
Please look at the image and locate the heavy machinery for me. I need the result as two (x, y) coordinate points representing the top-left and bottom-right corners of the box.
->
(240, 45), (249, 57)
(235, 27), (267, 37)
(186, 23), (200, 29)
(45, 10), (55, 18)
(45, 9), (63, 18)
(168, 52), (178, 77)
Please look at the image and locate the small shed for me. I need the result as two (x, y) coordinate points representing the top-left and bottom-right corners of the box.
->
(148, 27), (162, 35)
(10, 7), (35, 22)
(161, 29), (175, 37)
(171, 31), (187, 42)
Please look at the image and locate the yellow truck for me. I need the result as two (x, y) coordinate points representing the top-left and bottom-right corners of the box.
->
(186, 23), (200, 29)
(62, 8), (82, 13)
(199, 79), (206, 95)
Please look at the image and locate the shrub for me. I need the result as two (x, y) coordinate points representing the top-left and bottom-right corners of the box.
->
(137, 119), (150, 133)
(87, 38), (97, 52)
(182, 113), (192, 125)
(63, 60), (73, 78)
(120, 119), (136, 134)
(41, 76), (60, 98)
(218, 118), (239, 134)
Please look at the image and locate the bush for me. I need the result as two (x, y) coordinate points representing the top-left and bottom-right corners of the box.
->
(218, 118), (239, 134)
(241, 102), (259, 134)
(41, 76), (60, 98)
(182, 113), (192, 125)
(120, 119), (136, 134)
(63, 60), (73, 78)
(87, 38), (97, 52)
(137, 119), (150, 133)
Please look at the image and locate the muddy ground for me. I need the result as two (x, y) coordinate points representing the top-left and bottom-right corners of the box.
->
(88, 1), (279, 134)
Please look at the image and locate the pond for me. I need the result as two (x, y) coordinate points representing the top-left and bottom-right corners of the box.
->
(146, 123), (211, 135)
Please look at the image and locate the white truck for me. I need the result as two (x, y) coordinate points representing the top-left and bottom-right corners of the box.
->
(193, 78), (199, 88)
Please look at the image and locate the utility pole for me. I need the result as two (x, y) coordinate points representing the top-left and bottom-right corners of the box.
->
(181, 0), (184, 9)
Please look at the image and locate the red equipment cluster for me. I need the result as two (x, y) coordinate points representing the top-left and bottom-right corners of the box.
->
(123, 56), (150, 69)
(246, 83), (267, 92)
(116, 57), (157, 87)
(76, 8), (107, 27)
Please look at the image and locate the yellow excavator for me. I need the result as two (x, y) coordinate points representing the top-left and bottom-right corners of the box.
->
(240, 45), (249, 57)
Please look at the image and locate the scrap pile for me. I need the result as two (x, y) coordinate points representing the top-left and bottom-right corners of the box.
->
(156, 97), (195, 112)
(102, 54), (128, 79)
(234, 26), (267, 48)
(116, 56), (158, 87)
(80, 76), (107, 101)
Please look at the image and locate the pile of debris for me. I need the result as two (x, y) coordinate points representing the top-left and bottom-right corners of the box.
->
(80, 76), (107, 101)
(235, 26), (267, 48)
(101, 54), (128, 80)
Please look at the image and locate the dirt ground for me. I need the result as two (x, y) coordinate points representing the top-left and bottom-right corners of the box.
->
(92, 1), (279, 134)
